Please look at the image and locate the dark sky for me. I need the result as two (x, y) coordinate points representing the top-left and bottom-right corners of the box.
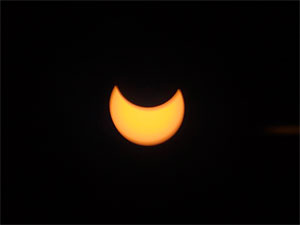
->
(2, 1), (299, 224)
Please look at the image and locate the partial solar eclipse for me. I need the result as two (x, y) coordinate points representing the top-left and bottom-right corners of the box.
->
(109, 86), (185, 146)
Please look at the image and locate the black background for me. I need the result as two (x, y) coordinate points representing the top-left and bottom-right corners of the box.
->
(2, 1), (299, 224)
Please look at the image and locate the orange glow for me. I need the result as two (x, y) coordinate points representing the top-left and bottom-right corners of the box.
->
(109, 86), (185, 146)
(265, 125), (299, 135)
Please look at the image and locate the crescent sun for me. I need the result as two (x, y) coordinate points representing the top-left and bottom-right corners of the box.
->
(109, 86), (185, 146)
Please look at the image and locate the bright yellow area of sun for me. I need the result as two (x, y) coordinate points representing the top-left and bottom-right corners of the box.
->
(109, 86), (185, 146)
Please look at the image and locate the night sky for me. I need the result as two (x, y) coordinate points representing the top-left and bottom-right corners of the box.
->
(2, 1), (299, 224)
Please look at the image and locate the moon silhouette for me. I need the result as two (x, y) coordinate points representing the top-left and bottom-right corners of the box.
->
(109, 86), (185, 146)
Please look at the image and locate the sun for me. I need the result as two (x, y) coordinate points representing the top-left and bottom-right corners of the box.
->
(109, 86), (185, 146)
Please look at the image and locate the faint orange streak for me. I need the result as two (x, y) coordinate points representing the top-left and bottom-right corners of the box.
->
(265, 125), (299, 135)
